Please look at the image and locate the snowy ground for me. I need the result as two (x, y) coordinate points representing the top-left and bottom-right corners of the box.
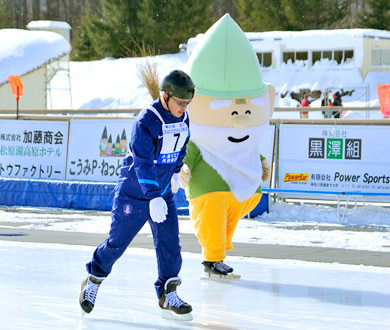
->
(1, 199), (389, 252)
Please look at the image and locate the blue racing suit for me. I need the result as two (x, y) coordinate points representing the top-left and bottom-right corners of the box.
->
(86, 97), (190, 298)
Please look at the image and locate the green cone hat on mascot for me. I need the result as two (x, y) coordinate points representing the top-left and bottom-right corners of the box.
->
(188, 13), (268, 99)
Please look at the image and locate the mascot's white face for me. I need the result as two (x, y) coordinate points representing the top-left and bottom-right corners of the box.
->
(189, 84), (275, 128)
(187, 82), (275, 166)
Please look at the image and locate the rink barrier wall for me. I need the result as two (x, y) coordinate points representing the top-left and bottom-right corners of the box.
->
(0, 178), (115, 210)
(0, 114), (389, 219)
(0, 177), (190, 215)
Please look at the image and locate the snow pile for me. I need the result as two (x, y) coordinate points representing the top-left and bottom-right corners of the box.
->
(0, 29), (71, 85)
(70, 53), (188, 110)
(26, 20), (71, 30)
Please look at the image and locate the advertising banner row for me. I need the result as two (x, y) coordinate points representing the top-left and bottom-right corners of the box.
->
(1, 119), (389, 198)
(0, 119), (134, 182)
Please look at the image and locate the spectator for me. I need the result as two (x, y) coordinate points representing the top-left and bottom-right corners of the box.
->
(321, 93), (329, 106)
(321, 93), (332, 118)
(331, 92), (342, 118)
(300, 92), (310, 118)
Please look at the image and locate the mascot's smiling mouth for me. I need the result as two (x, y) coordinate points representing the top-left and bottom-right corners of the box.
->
(228, 135), (249, 143)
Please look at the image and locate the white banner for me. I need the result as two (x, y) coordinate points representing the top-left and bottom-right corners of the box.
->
(0, 120), (68, 179)
(66, 119), (135, 182)
(279, 124), (390, 196)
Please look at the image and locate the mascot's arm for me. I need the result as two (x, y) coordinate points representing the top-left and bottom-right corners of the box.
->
(261, 154), (271, 182)
(180, 164), (191, 188)
(181, 140), (201, 189)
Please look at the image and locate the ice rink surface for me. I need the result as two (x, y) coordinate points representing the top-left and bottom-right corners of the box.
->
(0, 240), (389, 330)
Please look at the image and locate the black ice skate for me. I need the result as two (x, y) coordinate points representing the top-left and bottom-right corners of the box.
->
(79, 274), (105, 314)
(202, 261), (241, 280)
(219, 261), (234, 273)
(159, 277), (193, 321)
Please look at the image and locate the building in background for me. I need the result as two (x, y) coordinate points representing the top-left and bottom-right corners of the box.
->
(0, 21), (72, 111)
(186, 29), (390, 107)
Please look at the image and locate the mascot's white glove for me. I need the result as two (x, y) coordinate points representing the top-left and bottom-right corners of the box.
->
(149, 197), (168, 223)
(180, 164), (191, 189)
(171, 173), (181, 193)
(262, 158), (271, 182)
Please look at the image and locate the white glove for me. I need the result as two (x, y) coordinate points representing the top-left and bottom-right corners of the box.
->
(171, 173), (181, 193)
(149, 197), (168, 223)
(262, 158), (271, 182)
(180, 164), (191, 189)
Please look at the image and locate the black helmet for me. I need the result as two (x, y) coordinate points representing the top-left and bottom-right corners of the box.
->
(160, 70), (195, 99)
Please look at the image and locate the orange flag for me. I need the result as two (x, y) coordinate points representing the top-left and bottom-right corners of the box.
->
(377, 84), (390, 117)
(8, 75), (24, 101)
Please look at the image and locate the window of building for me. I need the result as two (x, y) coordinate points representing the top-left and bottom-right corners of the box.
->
(371, 49), (381, 66)
(312, 51), (321, 63)
(263, 52), (272, 67)
(371, 48), (390, 67)
(282, 51), (308, 64)
(283, 51), (295, 63)
(256, 52), (272, 68)
(345, 50), (354, 63)
(296, 52), (308, 61)
(323, 51), (332, 60)
(312, 49), (354, 65)
(383, 49), (390, 66)
(334, 50), (343, 64)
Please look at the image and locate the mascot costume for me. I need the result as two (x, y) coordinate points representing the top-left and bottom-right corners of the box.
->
(181, 14), (275, 278)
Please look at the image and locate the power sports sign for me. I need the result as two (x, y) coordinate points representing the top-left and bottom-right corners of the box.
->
(278, 124), (390, 199)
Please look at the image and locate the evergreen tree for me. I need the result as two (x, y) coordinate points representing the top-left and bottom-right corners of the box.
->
(137, 0), (213, 54)
(71, 15), (98, 60)
(0, 0), (12, 28)
(282, 0), (349, 30)
(211, 0), (238, 20)
(73, 0), (142, 59)
(236, 0), (287, 31)
(358, 0), (390, 30)
(235, 0), (349, 31)
(73, 0), (213, 59)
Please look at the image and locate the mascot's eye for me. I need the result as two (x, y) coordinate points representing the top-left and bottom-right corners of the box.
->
(231, 111), (238, 116)
(245, 110), (251, 115)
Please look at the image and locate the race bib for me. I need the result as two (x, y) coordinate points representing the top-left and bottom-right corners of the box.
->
(156, 122), (188, 164)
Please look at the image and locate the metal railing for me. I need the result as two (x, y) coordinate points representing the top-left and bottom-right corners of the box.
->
(0, 106), (386, 121)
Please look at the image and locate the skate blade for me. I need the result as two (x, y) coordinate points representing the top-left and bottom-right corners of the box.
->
(79, 300), (91, 318)
(201, 272), (241, 280)
(161, 309), (193, 321)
